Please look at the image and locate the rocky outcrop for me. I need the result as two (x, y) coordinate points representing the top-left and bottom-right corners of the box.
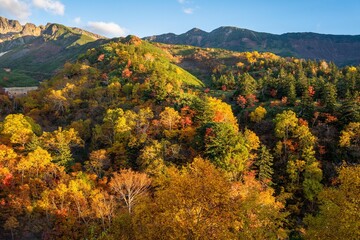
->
(0, 16), (106, 54)
(0, 17), (42, 37)
(42, 23), (60, 36)
(21, 23), (41, 36)
(0, 16), (105, 40)
(0, 17), (22, 34)
(0, 16), (108, 86)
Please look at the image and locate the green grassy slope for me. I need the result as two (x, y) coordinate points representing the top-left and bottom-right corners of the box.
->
(0, 24), (107, 87)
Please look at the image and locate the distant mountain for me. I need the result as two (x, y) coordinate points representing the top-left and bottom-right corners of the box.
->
(0, 16), (107, 87)
(144, 26), (360, 66)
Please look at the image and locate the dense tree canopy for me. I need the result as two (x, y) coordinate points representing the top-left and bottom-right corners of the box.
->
(0, 37), (358, 239)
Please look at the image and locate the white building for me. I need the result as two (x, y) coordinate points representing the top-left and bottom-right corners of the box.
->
(4, 87), (38, 98)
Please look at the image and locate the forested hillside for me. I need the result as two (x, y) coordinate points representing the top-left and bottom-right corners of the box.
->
(145, 26), (360, 66)
(0, 36), (359, 239)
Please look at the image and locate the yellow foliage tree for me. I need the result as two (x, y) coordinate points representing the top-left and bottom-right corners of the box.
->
(1, 114), (34, 147)
(205, 97), (239, 131)
(304, 165), (360, 239)
(133, 158), (288, 239)
(133, 158), (233, 239)
(339, 122), (360, 147)
(159, 107), (181, 131)
(90, 189), (115, 229)
(0, 144), (17, 169)
(41, 127), (83, 168)
(17, 147), (52, 180)
(249, 106), (267, 123)
(231, 174), (288, 239)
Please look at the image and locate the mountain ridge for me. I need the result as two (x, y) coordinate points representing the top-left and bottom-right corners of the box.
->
(144, 26), (360, 66)
(1, 16), (360, 87)
(0, 16), (105, 40)
(0, 16), (108, 87)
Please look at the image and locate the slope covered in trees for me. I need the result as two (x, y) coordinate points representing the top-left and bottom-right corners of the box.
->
(145, 26), (360, 66)
(0, 36), (359, 239)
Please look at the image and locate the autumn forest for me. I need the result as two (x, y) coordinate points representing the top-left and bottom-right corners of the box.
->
(0, 35), (359, 240)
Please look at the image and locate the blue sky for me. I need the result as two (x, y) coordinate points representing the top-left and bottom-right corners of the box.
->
(0, 0), (359, 37)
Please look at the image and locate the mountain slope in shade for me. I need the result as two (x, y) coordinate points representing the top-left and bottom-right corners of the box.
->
(0, 16), (107, 87)
(144, 26), (360, 66)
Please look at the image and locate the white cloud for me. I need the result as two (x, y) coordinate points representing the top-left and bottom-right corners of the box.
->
(0, 0), (31, 21)
(87, 21), (126, 38)
(177, 0), (196, 14)
(32, 0), (65, 15)
(74, 17), (81, 24)
(183, 8), (194, 14)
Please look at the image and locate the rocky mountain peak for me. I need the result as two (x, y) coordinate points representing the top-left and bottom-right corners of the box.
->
(186, 28), (207, 35)
(0, 16), (22, 34)
(42, 23), (60, 36)
(0, 16), (106, 41)
(21, 23), (42, 36)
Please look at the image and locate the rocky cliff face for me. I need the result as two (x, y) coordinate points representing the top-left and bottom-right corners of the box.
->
(145, 27), (360, 66)
(0, 16), (105, 43)
(0, 17), (43, 36)
(0, 17), (43, 45)
(0, 17), (22, 34)
(21, 23), (42, 36)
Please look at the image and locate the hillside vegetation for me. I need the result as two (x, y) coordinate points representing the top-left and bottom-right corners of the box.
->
(0, 17), (107, 87)
(0, 36), (359, 239)
(145, 26), (360, 66)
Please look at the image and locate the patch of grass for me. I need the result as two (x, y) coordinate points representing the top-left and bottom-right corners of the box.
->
(70, 35), (96, 47)
(0, 69), (38, 87)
